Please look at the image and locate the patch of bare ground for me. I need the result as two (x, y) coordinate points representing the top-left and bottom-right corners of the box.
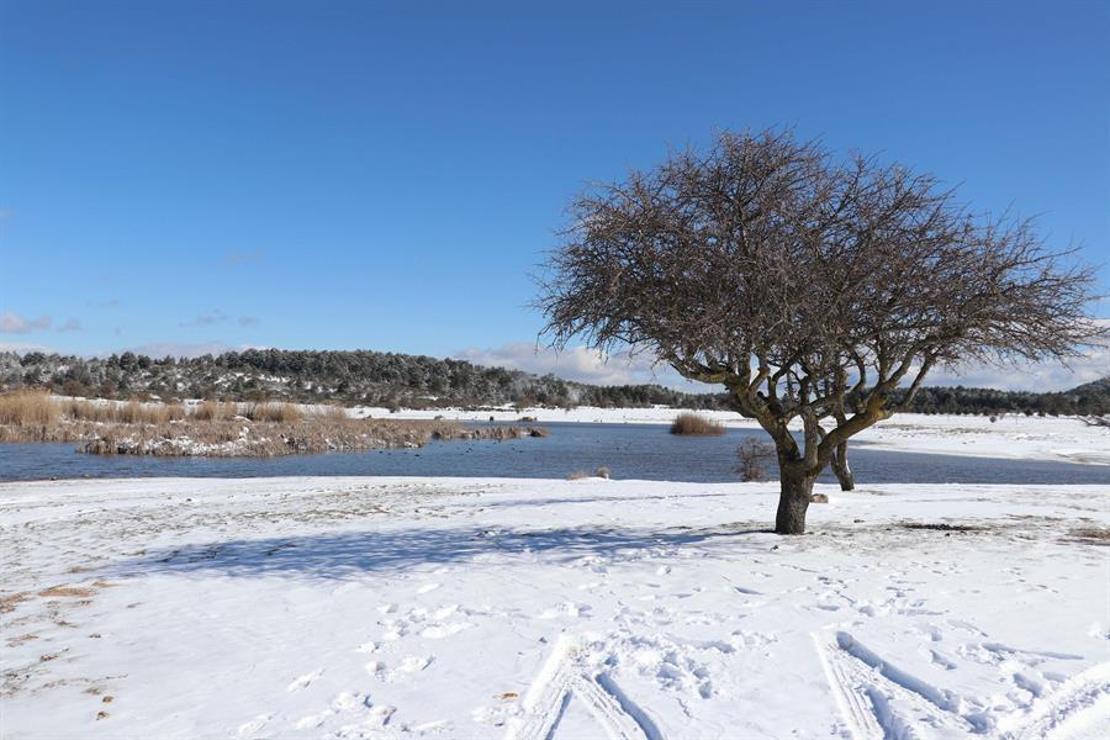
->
(1066, 527), (1110, 543)
(898, 521), (986, 532)
(38, 586), (98, 598)
(0, 391), (546, 456)
(1, 592), (31, 613)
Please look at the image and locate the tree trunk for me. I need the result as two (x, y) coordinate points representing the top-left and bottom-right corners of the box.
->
(831, 440), (855, 491)
(775, 467), (816, 534)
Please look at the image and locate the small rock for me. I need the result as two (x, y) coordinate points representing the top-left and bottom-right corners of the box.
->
(811, 493), (829, 503)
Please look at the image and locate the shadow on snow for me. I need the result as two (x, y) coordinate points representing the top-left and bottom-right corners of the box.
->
(111, 522), (775, 581)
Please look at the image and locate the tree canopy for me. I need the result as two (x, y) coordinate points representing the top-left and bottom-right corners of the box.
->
(540, 129), (1103, 533)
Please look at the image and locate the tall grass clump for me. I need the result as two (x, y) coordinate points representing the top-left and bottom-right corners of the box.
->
(0, 390), (59, 426)
(192, 400), (238, 421)
(669, 412), (725, 436)
(245, 402), (303, 423)
(57, 398), (183, 423)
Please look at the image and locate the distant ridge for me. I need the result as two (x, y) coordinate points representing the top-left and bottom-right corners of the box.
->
(1, 350), (1106, 416)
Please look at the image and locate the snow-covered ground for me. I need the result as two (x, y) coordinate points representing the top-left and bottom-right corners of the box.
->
(2, 476), (1108, 738)
(353, 406), (1110, 468)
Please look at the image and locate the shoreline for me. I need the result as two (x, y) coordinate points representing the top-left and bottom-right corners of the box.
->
(357, 407), (1110, 467)
(2, 399), (1108, 466)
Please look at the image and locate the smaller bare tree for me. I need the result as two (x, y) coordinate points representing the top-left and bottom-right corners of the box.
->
(736, 438), (775, 481)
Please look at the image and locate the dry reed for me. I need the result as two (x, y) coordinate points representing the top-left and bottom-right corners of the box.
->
(0, 390), (59, 427)
(192, 401), (238, 421)
(0, 390), (547, 456)
(670, 412), (726, 436)
(244, 402), (302, 423)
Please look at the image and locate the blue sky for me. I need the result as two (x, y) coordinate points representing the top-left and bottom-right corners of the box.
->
(1, 1), (1107, 389)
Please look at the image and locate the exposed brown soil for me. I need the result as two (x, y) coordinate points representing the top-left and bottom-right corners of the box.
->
(37, 586), (98, 598)
(1068, 527), (1110, 542)
(0, 592), (31, 613)
(898, 522), (985, 532)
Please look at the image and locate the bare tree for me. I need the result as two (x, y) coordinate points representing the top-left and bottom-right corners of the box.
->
(736, 438), (775, 481)
(538, 129), (1102, 534)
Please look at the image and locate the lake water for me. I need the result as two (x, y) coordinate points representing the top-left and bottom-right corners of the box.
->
(1, 422), (1107, 485)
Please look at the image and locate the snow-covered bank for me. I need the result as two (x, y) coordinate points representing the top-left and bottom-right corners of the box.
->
(2, 476), (1108, 738)
(354, 406), (1110, 467)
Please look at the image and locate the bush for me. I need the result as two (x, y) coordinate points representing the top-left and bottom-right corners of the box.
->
(736, 438), (775, 481)
(567, 466), (611, 480)
(670, 412), (725, 436)
(245, 402), (303, 423)
(193, 400), (238, 421)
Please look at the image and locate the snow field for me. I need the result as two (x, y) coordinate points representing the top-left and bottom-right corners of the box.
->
(1, 476), (1108, 738)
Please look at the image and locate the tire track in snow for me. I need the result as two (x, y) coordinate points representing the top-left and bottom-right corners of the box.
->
(1010, 661), (1110, 739)
(505, 635), (661, 740)
(815, 631), (1110, 739)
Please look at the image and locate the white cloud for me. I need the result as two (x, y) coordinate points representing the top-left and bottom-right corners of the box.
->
(459, 324), (1108, 394)
(56, 318), (83, 333)
(926, 319), (1110, 391)
(453, 342), (715, 390)
(0, 311), (51, 334)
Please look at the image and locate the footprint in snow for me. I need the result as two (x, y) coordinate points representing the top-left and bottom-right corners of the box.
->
(287, 668), (323, 692)
(399, 655), (433, 673)
(421, 622), (472, 639)
(297, 692), (395, 733)
(367, 656), (433, 682)
(236, 713), (272, 738)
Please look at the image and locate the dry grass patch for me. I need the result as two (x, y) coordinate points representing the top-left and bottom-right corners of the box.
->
(192, 400), (238, 421)
(567, 467), (611, 480)
(670, 412), (726, 436)
(38, 586), (98, 598)
(0, 393), (547, 457)
(0, 390), (59, 427)
(0, 592), (31, 613)
(244, 402), (302, 423)
(81, 417), (545, 457)
(1068, 527), (1110, 542)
